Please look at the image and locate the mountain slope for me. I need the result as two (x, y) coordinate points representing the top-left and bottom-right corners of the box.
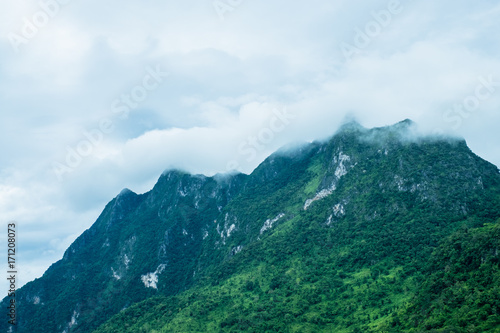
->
(3, 119), (500, 333)
(94, 120), (500, 333)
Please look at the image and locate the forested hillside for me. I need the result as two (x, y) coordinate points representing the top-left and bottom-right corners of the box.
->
(4, 120), (499, 333)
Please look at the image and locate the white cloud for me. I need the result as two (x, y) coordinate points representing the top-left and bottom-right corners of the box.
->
(1, 0), (500, 293)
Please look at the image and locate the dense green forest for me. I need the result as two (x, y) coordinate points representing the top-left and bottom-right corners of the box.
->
(94, 217), (500, 333)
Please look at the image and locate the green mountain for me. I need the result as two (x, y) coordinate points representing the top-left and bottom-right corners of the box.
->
(3, 119), (500, 333)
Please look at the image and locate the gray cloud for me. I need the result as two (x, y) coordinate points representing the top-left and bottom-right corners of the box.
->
(1, 0), (499, 291)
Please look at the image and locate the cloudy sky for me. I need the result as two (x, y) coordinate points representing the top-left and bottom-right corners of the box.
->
(1, 0), (499, 289)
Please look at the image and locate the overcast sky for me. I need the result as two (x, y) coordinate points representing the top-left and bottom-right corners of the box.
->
(1, 0), (499, 289)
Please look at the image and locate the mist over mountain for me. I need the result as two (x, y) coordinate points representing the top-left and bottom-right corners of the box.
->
(2, 120), (499, 333)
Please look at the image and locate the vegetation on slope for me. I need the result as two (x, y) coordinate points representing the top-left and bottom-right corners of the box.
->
(95, 129), (500, 332)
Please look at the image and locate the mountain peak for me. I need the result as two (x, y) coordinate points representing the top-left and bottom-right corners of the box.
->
(117, 188), (136, 198)
(372, 118), (416, 132)
(337, 115), (365, 133)
(338, 120), (365, 132)
(161, 168), (188, 177)
(398, 118), (415, 125)
(392, 118), (416, 130)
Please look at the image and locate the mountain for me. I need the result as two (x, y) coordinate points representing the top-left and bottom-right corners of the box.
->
(2, 119), (499, 333)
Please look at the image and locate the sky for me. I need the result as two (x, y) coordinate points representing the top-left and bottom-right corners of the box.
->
(1, 0), (500, 290)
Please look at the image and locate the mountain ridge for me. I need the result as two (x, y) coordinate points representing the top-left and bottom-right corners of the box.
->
(3, 119), (499, 333)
